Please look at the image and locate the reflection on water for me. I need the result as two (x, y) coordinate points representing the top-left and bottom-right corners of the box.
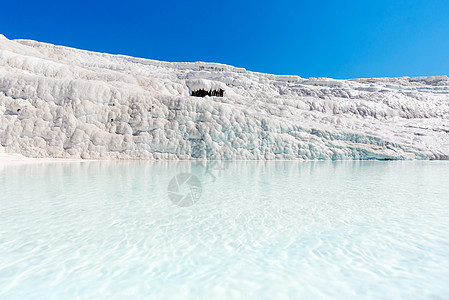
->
(1, 161), (449, 299)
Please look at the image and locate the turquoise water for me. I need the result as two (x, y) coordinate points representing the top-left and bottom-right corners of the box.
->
(0, 161), (448, 299)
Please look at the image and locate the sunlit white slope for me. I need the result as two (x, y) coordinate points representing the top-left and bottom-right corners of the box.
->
(1, 34), (448, 160)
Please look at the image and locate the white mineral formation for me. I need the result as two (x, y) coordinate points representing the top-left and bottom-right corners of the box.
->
(1, 34), (448, 160)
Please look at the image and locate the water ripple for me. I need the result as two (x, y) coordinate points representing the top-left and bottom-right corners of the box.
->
(0, 161), (449, 299)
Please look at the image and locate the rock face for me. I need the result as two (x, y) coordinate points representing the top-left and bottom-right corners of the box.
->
(1, 34), (449, 160)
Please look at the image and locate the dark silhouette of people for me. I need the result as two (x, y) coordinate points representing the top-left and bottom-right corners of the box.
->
(191, 89), (224, 97)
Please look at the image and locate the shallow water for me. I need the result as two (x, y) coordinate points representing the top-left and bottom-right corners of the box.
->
(0, 161), (448, 299)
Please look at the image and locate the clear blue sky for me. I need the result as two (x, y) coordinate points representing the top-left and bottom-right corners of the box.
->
(1, 0), (449, 79)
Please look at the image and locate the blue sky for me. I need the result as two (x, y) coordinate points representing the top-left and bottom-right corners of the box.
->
(1, 0), (449, 79)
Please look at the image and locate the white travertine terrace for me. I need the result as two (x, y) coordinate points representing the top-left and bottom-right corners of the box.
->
(1, 34), (449, 160)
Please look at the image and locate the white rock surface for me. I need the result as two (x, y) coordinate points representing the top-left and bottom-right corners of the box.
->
(1, 34), (449, 160)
